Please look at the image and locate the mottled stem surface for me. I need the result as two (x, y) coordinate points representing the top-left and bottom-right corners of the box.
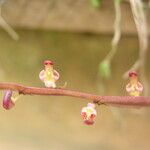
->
(0, 83), (150, 107)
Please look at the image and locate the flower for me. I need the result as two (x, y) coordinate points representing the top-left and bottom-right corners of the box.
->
(81, 103), (97, 125)
(126, 71), (143, 96)
(39, 60), (60, 88)
(3, 90), (15, 110)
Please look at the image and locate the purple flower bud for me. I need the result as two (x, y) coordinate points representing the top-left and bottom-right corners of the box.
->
(3, 90), (15, 110)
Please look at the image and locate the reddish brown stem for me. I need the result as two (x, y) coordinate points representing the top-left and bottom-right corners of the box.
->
(0, 82), (150, 107)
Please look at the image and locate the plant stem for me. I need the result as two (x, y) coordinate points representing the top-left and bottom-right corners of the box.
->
(0, 82), (150, 107)
(105, 0), (121, 61)
(0, 5), (19, 40)
(130, 0), (149, 96)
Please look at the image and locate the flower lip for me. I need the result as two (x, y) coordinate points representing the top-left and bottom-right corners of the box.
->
(129, 71), (137, 77)
(44, 60), (53, 66)
(84, 120), (94, 125)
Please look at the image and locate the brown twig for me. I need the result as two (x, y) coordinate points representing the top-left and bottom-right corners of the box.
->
(0, 82), (150, 107)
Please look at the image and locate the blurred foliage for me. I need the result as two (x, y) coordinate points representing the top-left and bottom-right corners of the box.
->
(90, 0), (102, 8)
(114, 0), (122, 4)
(99, 60), (111, 79)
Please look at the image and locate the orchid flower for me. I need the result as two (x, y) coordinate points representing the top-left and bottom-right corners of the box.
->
(126, 71), (143, 96)
(39, 60), (60, 88)
(81, 103), (97, 125)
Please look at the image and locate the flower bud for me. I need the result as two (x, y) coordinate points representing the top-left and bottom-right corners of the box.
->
(3, 90), (15, 110)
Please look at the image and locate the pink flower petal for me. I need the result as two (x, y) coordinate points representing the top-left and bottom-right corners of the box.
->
(84, 120), (94, 125)
(3, 90), (15, 110)
(53, 70), (60, 80)
(81, 103), (97, 125)
(39, 70), (45, 81)
(126, 84), (133, 92)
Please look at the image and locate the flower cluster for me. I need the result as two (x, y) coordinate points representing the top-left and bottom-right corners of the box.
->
(1, 59), (144, 128)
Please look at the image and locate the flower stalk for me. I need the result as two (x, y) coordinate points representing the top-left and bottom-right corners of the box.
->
(0, 82), (150, 107)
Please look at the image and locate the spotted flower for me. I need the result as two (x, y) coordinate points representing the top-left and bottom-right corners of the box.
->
(39, 60), (60, 88)
(81, 103), (97, 125)
(126, 71), (143, 96)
